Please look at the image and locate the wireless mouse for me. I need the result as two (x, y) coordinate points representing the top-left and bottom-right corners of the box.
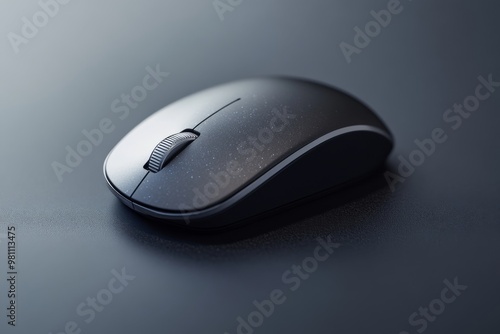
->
(104, 77), (393, 230)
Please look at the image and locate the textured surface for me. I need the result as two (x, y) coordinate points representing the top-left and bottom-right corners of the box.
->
(1, 0), (499, 333)
(117, 77), (392, 221)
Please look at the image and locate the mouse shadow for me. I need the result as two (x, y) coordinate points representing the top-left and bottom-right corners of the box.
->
(111, 165), (397, 260)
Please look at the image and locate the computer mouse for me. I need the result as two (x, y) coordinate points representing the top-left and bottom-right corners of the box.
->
(104, 77), (393, 230)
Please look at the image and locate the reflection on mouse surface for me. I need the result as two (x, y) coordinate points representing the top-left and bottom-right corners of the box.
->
(104, 77), (393, 230)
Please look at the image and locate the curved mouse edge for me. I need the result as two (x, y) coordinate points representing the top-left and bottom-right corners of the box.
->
(103, 150), (135, 209)
(263, 75), (394, 141)
(123, 124), (392, 229)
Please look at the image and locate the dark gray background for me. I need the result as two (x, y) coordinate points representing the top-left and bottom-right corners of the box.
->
(1, 0), (499, 333)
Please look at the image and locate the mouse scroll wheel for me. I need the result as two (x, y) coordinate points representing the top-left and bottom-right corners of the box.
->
(146, 132), (198, 173)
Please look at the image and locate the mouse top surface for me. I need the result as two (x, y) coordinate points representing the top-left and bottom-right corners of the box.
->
(104, 77), (393, 229)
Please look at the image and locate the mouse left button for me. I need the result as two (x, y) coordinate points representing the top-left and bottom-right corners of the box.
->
(104, 144), (149, 199)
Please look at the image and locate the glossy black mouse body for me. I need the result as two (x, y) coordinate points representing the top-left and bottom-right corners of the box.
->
(104, 77), (393, 230)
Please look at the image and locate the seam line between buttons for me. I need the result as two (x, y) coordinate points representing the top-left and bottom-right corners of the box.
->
(193, 98), (241, 129)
